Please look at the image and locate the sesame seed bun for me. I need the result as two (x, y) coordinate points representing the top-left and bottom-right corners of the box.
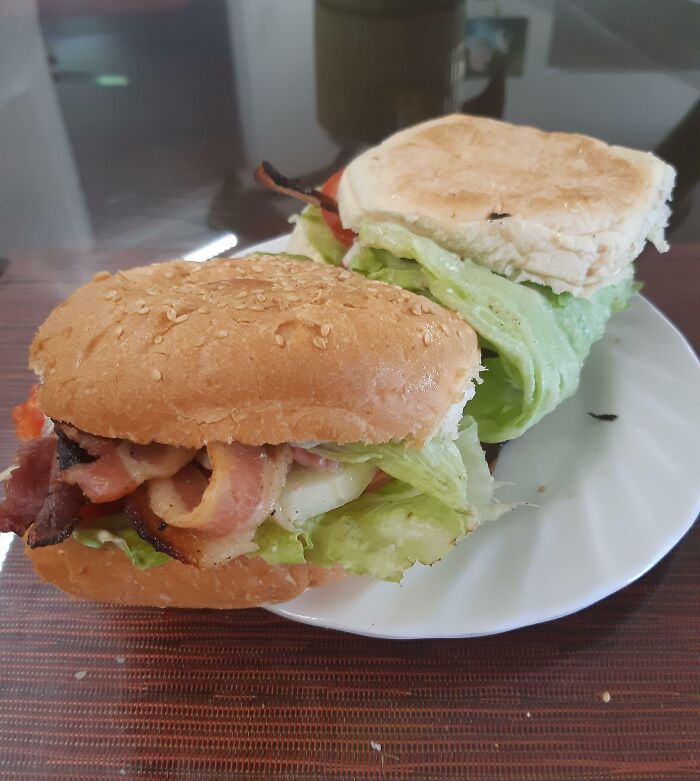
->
(30, 255), (478, 447)
(338, 114), (675, 296)
(26, 537), (343, 609)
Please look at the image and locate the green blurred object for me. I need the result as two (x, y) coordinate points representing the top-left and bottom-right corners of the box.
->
(94, 74), (130, 87)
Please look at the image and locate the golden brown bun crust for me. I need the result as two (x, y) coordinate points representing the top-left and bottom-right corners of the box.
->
(26, 538), (342, 609)
(30, 255), (478, 447)
(339, 114), (675, 295)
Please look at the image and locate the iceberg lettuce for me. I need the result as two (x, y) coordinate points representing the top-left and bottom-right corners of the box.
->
(350, 223), (637, 442)
(72, 515), (171, 570)
(253, 417), (506, 580)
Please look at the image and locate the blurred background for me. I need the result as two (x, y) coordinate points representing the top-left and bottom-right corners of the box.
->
(0, 0), (698, 263)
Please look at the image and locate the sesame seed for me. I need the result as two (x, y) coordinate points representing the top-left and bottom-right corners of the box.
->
(320, 324), (331, 337)
(601, 691), (611, 703)
(154, 334), (163, 344)
(164, 271), (174, 279)
(440, 323), (450, 336)
(151, 369), (162, 381)
(193, 336), (206, 347)
(215, 330), (228, 338)
(134, 299), (145, 308)
(251, 264), (263, 273)
(115, 326), (124, 337)
(93, 271), (110, 281)
(287, 293), (300, 302)
(421, 301), (434, 314)
(313, 337), (327, 350)
(103, 290), (118, 300)
(423, 331), (433, 346)
(137, 306), (150, 315)
(174, 313), (189, 323)
(198, 307), (209, 314)
(275, 334), (285, 347)
(234, 290), (247, 299)
(256, 294), (266, 302)
(411, 304), (422, 316)
(233, 303), (247, 310)
(338, 270), (351, 280)
(166, 307), (177, 322)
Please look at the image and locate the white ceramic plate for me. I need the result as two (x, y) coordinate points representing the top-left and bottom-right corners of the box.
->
(243, 236), (700, 639)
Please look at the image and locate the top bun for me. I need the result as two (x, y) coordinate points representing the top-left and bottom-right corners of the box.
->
(338, 114), (675, 296)
(30, 255), (478, 448)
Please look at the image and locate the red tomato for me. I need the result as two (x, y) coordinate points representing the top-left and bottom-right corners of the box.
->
(364, 469), (393, 494)
(12, 385), (45, 440)
(320, 170), (356, 249)
(79, 501), (124, 525)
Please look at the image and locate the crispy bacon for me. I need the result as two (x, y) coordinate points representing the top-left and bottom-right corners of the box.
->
(56, 424), (195, 503)
(364, 469), (392, 493)
(0, 437), (55, 535)
(26, 472), (83, 548)
(0, 436), (84, 546)
(290, 447), (340, 472)
(129, 443), (292, 567)
(254, 161), (339, 213)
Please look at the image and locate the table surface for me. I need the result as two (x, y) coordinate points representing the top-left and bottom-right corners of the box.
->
(1, 1), (699, 779)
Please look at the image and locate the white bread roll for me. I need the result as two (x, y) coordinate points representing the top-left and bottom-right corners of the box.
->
(338, 114), (675, 296)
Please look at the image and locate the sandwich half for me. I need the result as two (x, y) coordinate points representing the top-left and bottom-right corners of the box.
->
(268, 114), (676, 443)
(0, 254), (505, 608)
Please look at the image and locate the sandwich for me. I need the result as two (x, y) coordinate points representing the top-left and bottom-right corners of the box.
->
(258, 114), (675, 444)
(0, 254), (505, 608)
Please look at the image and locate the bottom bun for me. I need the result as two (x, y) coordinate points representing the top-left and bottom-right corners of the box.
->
(26, 539), (343, 609)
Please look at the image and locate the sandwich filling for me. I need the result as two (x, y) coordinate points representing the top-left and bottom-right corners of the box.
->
(0, 388), (506, 582)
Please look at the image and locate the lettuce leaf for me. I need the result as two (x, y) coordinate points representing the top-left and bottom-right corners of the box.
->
(309, 436), (469, 511)
(347, 244), (430, 293)
(353, 223), (637, 442)
(253, 418), (506, 580)
(298, 206), (346, 266)
(301, 482), (474, 581)
(72, 515), (171, 570)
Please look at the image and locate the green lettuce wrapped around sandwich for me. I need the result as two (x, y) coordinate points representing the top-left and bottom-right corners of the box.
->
(272, 115), (675, 443)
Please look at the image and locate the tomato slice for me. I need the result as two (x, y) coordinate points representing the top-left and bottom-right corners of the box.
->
(320, 170), (356, 249)
(12, 384), (45, 440)
(79, 500), (125, 525)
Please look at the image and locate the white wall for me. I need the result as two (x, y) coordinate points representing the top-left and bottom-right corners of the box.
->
(226, 0), (339, 177)
(465, 0), (698, 152)
(0, 0), (92, 255)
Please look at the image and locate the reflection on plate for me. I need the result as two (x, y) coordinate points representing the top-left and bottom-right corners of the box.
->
(241, 236), (700, 639)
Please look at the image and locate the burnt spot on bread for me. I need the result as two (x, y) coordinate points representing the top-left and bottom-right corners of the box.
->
(488, 212), (511, 220)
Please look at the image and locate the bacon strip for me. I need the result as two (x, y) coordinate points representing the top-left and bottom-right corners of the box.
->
(57, 425), (195, 503)
(27, 473), (83, 548)
(254, 161), (339, 213)
(290, 446), (340, 472)
(0, 437), (55, 535)
(130, 443), (292, 567)
(0, 435), (84, 546)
